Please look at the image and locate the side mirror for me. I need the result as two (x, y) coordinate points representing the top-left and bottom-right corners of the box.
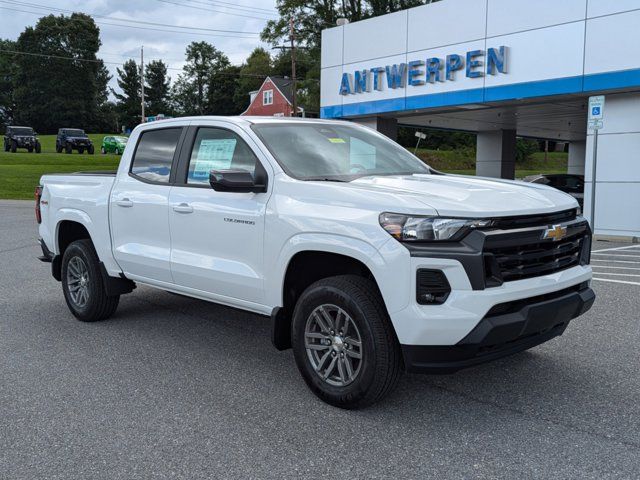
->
(209, 169), (267, 193)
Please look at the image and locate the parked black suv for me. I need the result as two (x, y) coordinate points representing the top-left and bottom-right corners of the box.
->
(3, 126), (41, 153)
(56, 128), (94, 154)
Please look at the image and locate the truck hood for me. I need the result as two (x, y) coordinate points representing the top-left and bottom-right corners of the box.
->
(333, 174), (578, 217)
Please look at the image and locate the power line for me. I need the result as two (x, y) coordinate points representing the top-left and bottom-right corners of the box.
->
(0, 48), (272, 78)
(0, 6), (259, 39)
(0, 0), (263, 34)
(182, 0), (277, 16)
(153, 0), (274, 21)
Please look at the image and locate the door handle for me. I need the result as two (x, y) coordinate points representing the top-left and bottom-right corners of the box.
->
(173, 203), (194, 214)
(116, 198), (133, 208)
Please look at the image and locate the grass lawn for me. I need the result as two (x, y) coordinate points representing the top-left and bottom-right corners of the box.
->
(0, 134), (569, 200)
(1, 134), (121, 199)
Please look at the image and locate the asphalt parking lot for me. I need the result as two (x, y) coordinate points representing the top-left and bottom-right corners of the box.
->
(1, 199), (639, 479)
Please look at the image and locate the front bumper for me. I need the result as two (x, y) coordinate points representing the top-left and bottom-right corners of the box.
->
(401, 284), (595, 374)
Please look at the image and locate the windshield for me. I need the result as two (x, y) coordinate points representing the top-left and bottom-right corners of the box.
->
(11, 127), (34, 136)
(252, 123), (431, 181)
(114, 136), (128, 143)
(64, 129), (86, 137)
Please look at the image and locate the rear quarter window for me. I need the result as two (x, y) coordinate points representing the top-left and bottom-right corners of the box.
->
(130, 128), (182, 183)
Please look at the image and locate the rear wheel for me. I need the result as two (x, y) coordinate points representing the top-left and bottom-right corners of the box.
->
(65, 143), (72, 154)
(4, 140), (10, 151)
(61, 239), (119, 322)
(87, 144), (94, 155)
(292, 275), (402, 409)
(78, 147), (85, 154)
(27, 146), (33, 153)
(56, 144), (62, 153)
(35, 142), (41, 153)
(10, 140), (17, 153)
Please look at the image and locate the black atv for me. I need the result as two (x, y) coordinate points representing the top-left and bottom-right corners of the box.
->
(3, 126), (41, 153)
(56, 128), (95, 154)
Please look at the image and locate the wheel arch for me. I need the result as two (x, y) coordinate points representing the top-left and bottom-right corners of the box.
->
(269, 233), (409, 351)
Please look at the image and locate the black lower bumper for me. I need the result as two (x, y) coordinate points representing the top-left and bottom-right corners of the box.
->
(401, 284), (595, 374)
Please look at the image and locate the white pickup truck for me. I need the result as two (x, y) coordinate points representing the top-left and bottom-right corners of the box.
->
(36, 117), (595, 408)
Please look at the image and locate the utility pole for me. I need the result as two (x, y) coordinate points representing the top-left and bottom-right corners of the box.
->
(140, 45), (145, 123)
(289, 18), (297, 117)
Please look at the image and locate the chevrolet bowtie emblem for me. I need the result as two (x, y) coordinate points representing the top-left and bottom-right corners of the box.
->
(543, 224), (568, 241)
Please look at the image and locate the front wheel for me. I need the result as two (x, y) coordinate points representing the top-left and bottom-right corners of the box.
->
(35, 142), (41, 153)
(100, 146), (106, 154)
(292, 275), (402, 409)
(61, 239), (119, 322)
(65, 143), (72, 154)
(87, 145), (94, 155)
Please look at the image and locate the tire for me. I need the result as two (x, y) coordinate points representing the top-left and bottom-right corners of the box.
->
(87, 145), (94, 155)
(291, 275), (402, 409)
(56, 144), (62, 153)
(4, 141), (9, 152)
(78, 147), (85, 154)
(100, 146), (106, 154)
(10, 140), (17, 153)
(65, 143), (72, 154)
(28, 146), (33, 153)
(61, 239), (119, 322)
(116, 148), (121, 155)
(35, 142), (41, 153)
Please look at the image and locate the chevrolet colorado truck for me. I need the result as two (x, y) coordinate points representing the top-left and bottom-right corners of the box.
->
(36, 117), (595, 408)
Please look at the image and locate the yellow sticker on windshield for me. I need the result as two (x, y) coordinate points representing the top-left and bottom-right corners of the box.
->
(328, 138), (345, 143)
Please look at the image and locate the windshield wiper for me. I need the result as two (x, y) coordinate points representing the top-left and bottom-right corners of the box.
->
(305, 177), (351, 183)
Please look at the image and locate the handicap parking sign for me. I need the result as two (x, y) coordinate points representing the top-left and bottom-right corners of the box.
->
(592, 106), (600, 116)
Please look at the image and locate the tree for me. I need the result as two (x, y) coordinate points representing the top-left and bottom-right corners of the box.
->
(145, 60), (171, 116)
(13, 13), (110, 133)
(209, 65), (241, 115)
(173, 42), (231, 115)
(234, 48), (272, 112)
(0, 39), (17, 127)
(112, 59), (141, 131)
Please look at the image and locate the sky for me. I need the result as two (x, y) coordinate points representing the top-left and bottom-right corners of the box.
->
(0, 0), (279, 96)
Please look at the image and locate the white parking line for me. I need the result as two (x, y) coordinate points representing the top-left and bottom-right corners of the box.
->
(591, 253), (640, 258)
(593, 277), (640, 286)
(591, 265), (640, 271)
(591, 245), (640, 253)
(592, 259), (640, 264)
(592, 272), (640, 277)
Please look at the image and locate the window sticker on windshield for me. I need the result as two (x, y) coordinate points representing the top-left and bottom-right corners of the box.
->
(328, 138), (345, 143)
(192, 138), (237, 179)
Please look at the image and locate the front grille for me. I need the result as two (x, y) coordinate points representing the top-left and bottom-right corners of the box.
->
(483, 218), (589, 284)
(490, 209), (577, 229)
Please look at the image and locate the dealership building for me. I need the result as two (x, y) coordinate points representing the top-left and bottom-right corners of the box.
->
(320, 0), (640, 239)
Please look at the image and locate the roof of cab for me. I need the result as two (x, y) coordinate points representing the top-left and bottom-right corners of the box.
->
(137, 116), (349, 126)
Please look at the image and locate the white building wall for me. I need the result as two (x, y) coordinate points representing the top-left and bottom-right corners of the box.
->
(584, 93), (640, 239)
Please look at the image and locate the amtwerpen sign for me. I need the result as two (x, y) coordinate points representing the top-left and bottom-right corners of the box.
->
(339, 46), (508, 95)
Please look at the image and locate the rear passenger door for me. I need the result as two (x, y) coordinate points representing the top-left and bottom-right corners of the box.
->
(110, 126), (185, 284)
(167, 122), (272, 306)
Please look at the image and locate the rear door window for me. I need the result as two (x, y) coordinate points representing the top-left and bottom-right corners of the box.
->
(131, 128), (182, 183)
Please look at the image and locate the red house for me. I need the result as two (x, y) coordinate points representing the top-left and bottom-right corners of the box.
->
(241, 76), (303, 117)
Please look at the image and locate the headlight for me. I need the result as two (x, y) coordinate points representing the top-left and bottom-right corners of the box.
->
(379, 213), (492, 242)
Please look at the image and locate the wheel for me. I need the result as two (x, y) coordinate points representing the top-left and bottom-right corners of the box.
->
(56, 144), (62, 153)
(65, 143), (72, 154)
(87, 144), (94, 155)
(116, 148), (122, 155)
(35, 142), (41, 153)
(61, 239), (119, 322)
(78, 147), (84, 154)
(291, 275), (402, 409)
(4, 141), (9, 152)
(100, 146), (106, 154)
(10, 140), (17, 153)
(28, 146), (33, 153)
